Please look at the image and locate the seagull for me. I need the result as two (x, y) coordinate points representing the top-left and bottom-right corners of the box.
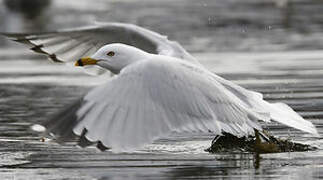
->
(3, 22), (319, 152)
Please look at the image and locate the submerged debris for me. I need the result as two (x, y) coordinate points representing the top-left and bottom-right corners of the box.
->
(205, 131), (317, 154)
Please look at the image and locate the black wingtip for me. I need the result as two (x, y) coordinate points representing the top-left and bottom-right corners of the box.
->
(97, 141), (109, 151)
(77, 128), (94, 147)
(30, 44), (45, 53)
(48, 54), (64, 63)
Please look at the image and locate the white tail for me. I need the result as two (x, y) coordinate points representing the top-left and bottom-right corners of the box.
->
(212, 73), (319, 136)
(266, 102), (319, 136)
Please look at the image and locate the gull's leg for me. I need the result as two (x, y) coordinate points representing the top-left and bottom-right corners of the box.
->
(254, 129), (261, 151)
(254, 129), (280, 153)
(255, 129), (271, 143)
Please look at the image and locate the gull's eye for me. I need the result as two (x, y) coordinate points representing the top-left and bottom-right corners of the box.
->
(107, 51), (115, 57)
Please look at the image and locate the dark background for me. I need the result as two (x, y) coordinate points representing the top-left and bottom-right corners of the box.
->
(1, 0), (323, 52)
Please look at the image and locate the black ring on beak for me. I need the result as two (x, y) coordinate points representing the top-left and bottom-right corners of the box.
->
(77, 59), (84, 66)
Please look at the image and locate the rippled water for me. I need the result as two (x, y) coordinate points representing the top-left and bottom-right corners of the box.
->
(0, 47), (322, 179)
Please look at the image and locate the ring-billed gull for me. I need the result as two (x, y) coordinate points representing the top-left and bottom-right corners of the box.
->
(2, 22), (319, 152)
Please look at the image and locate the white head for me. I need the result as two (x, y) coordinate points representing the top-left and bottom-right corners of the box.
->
(75, 43), (149, 74)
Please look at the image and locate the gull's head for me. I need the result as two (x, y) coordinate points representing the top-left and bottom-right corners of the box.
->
(75, 43), (149, 74)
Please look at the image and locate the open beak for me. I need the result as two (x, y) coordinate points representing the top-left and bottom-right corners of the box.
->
(75, 57), (98, 66)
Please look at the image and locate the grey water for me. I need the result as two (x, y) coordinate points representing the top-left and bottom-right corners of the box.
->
(0, 0), (323, 179)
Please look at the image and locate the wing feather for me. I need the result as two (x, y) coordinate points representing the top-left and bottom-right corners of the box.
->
(2, 22), (198, 65)
(67, 58), (263, 152)
(41, 55), (318, 152)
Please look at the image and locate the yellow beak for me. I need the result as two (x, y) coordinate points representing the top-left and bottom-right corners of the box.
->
(75, 57), (98, 66)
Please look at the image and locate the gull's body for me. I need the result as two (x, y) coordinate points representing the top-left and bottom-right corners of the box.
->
(2, 22), (319, 152)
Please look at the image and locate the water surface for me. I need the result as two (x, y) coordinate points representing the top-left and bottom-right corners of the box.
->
(0, 48), (322, 180)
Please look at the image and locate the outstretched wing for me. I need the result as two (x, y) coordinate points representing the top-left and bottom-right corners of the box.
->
(43, 57), (264, 152)
(2, 22), (198, 64)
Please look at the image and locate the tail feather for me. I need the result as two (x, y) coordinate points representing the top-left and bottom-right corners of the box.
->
(267, 102), (319, 136)
(214, 74), (319, 136)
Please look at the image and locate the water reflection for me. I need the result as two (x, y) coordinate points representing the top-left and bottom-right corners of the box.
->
(167, 166), (233, 179)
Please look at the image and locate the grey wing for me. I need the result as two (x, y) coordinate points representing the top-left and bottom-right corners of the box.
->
(43, 58), (263, 152)
(2, 22), (198, 64)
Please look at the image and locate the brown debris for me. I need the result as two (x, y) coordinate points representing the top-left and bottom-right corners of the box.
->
(205, 131), (317, 154)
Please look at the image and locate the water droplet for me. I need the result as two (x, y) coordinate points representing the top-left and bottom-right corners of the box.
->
(31, 124), (46, 132)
